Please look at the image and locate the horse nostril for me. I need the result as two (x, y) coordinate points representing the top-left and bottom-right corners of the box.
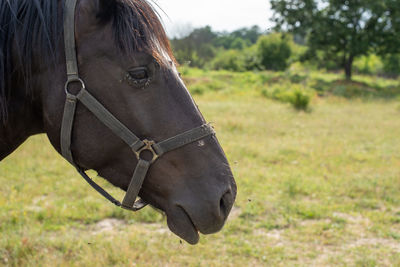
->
(220, 190), (233, 218)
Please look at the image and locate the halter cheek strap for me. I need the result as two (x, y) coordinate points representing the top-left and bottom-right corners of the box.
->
(61, 0), (215, 211)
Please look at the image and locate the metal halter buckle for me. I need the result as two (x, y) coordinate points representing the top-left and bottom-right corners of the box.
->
(64, 77), (85, 95)
(134, 140), (159, 163)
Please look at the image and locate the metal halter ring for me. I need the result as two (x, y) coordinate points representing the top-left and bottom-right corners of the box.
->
(134, 140), (159, 163)
(64, 77), (86, 95)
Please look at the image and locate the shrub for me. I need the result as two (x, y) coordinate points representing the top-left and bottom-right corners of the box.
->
(300, 49), (341, 71)
(190, 84), (206, 95)
(188, 79), (226, 95)
(289, 42), (307, 63)
(288, 88), (312, 111)
(230, 38), (249, 50)
(257, 33), (292, 71)
(383, 54), (400, 77)
(210, 50), (245, 72)
(262, 83), (312, 111)
(242, 45), (261, 71)
(289, 73), (308, 84)
(353, 54), (383, 75)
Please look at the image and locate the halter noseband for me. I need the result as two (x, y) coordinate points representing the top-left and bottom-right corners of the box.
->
(60, 0), (215, 211)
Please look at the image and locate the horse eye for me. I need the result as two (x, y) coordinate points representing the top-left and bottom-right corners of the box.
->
(126, 67), (151, 87)
(128, 68), (148, 80)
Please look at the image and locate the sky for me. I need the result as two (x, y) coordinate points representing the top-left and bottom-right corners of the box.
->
(153, 0), (274, 37)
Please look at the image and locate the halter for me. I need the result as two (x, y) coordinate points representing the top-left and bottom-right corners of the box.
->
(60, 0), (215, 211)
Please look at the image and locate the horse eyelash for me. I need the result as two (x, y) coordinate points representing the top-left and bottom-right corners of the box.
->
(124, 72), (152, 89)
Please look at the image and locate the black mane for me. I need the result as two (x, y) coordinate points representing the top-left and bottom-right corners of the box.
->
(104, 0), (174, 62)
(0, 0), (173, 124)
(0, 0), (61, 123)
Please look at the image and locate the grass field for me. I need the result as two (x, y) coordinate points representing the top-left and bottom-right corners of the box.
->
(1, 69), (400, 266)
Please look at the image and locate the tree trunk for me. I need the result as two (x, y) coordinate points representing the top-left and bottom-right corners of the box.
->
(344, 55), (354, 81)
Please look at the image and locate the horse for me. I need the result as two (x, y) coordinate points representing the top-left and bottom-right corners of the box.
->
(0, 0), (236, 245)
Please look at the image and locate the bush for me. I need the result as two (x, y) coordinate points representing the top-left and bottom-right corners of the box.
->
(289, 73), (308, 84)
(300, 50), (341, 71)
(242, 45), (261, 71)
(230, 38), (249, 50)
(210, 50), (245, 72)
(262, 83), (312, 111)
(353, 54), (383, 75)
(257, 33), (292, 71)
(188, 79), (226, 95)
(190, 84), (206, 95)
(289, 42), (307, 63)
(210, 45), (262, 72)
(383, 54), (400, 77)
(172, 43), (216, 68)
(288, 88), (312, 111)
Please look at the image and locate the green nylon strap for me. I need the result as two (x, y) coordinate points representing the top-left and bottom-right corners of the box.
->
(76, 89), (144, 151)
(60, 94), (78, 165)
(61, 0), (79, 165)
(122, 159), (151, 209)
(63, 0), (79, 79)
(153, 124), (215, 156)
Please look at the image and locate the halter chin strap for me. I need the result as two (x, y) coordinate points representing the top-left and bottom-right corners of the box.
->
(60, 0), (215, 211)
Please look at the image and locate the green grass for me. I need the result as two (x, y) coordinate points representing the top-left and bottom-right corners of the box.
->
(1, 69), (400, 266)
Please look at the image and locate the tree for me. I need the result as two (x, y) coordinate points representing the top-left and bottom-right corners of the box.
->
(171, 26), (217, 67)
(271, 0), (400, 80)
(215, 26), (262, 49)
(171, 25), (263, 67)
(257, 33), (292, 71)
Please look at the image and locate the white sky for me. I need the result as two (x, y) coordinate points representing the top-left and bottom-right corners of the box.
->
(153, 0), (273, 37)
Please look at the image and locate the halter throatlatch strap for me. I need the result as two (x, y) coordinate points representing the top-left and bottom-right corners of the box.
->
(60, 0), (216, 212)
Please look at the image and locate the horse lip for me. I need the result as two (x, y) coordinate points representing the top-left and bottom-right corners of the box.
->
(147, 200), (200, 236)
(166, 204), (200, 245)
(177, 204), (199, 233)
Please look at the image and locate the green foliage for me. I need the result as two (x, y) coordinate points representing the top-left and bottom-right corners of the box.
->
(209, 45), (263, 72)
(300, 49), (342, 71)
(288, 88), (312, 111)
(170, 21), (400, 77)
(182, 67), (400, 100)
(171, 26), (217, 67)
(171, 26), (262, 68)
(189, 80), (225, 96)
(242, 45), (261, 71)
(262, 83), (312, 111)
(271, 0), (400, 80)
(289, 41), (307, 63)
(257, 33), (292, 71)
(289, 73), (308, 84)
(310, 78), (400, 99)
(353, 54), (384, 75)
(210, 50), (245, 72)
(230, 38), (248, 50)
(383, 54), (400, 77)
(215, 26), (262, 49)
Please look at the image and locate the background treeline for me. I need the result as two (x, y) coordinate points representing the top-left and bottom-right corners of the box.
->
(170, 0), (400, 80)
(170, 26), (400, 78)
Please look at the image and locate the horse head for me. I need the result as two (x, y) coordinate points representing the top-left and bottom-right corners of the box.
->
(1, 0), (237, 245)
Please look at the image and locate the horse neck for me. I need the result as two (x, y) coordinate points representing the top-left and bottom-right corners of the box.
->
(0, 85), (44, 161)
